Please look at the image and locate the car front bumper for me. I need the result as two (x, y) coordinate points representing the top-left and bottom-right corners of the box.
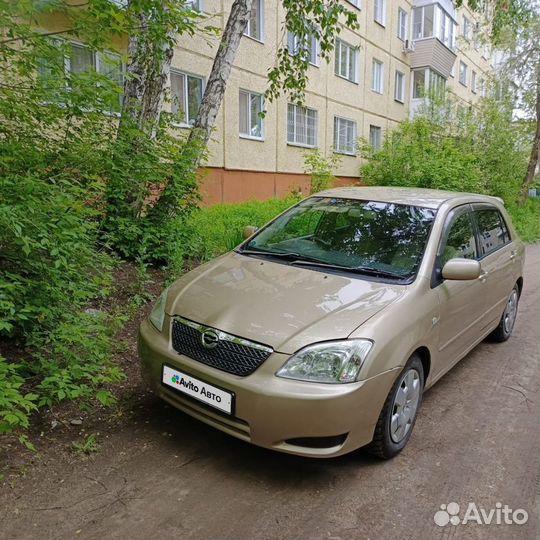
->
(138, 318), (399, 458)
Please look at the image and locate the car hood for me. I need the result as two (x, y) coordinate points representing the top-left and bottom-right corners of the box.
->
(167, 252), (406, 354)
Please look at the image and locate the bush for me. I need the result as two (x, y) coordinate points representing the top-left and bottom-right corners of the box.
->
(360, 95), (539, 241)
(303, 149), (342, 194)
(0, 359), (38, 434)
(177, 196), (300, 263)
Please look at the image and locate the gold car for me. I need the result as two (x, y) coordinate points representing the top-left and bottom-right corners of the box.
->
(138, 187), (525, 459)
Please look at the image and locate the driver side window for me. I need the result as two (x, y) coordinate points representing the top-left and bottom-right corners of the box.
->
(441, 211), (478, 266)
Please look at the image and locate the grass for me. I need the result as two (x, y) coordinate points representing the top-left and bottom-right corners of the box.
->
(180, 195), (300, 263)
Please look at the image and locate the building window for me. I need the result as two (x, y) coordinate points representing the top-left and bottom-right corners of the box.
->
(439, 10), (455, 49)
(171, 70), (204, 126)
(369, 125), (382, 150)
(374, 0), (386, 26)
(244, 0), (263, 41)
(471, 70), (477, 93)
(394, 70), (405, 103)
(287, 32), (319, 66)
(239, 90), (264, 139)
(287, 103), (318, 147)
(38, 41), (123, 111)
(371, 59), (384, 94)
(398, 8), (408, 41)
(462, 16), (471, 40)
(189, 0), (202, 11)
(414, 4), (455, 47)
(413, 69), (446, 98)
(334, 117), (357, 155)
(459, 61), (468, 86)
(68, 43), (94, 73)
(412, 5), (434, 39)
(347, 0), (361, 8)
(335, 39), (358, 82)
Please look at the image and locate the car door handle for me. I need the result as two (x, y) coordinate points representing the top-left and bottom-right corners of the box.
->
(510, 250), (517, 261)
(478, 270), (489, 282)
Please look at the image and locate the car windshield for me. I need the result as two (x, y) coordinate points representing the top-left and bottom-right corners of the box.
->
(241, 197), (436, 281)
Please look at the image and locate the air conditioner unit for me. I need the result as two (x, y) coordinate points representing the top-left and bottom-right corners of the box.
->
(403, 39), (415, 53)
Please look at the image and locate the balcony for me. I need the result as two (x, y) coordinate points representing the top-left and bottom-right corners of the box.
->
(410, 37), (457, 78)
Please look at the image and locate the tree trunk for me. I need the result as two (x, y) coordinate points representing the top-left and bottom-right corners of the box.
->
(187, 0), (253, 152)
(150, 0), (253, 217)
(119, 9), (174, 138)
(520, 71), (540, 205)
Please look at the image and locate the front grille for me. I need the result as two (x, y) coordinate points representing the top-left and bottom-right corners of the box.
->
(171, 317), (273, 376)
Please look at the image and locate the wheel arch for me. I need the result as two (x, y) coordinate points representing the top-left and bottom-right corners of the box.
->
(412, 346), (431, 386)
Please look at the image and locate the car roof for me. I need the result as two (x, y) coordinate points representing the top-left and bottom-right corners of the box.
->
(314, 186), (503, 210)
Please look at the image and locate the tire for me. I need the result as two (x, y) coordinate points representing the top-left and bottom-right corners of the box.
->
(366, 355), (424, 460)
(489, 284), (520, 343)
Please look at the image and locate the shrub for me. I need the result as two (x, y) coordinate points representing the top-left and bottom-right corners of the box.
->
(0, 359), (38, 434)
(360, 95), (539, 241)
(303, 149), (342, 194)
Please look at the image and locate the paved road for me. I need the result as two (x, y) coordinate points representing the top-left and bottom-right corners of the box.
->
(1, 245), (538, 540)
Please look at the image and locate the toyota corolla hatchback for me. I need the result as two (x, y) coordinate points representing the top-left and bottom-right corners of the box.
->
(138, 187), (525, 459)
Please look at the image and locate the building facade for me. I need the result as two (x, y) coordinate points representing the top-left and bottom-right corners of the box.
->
(37, 0), (497, 204)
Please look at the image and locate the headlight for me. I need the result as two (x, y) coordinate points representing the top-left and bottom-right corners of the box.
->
(276, 339), (373, 384)
(149, 288), (169, 332)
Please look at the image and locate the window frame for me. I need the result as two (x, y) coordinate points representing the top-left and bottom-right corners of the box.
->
(239, 89), (265, 141)
(333, 116), (357, 156)
(462, 15), (471, 40)
(38, 38), (124, 114)
(369, 124), (382, 150)
(170, 69), (205, 127)
(471, 204), (512, 259)
(244, 0), (264, 42)
(346, 0), (361, 9)
(287, 103), (318, 148)
(398, 8), (408, 41)
(374, 0), (386, 26)
(371, 58), (384, 94)
(459, 61), (468, 86)
(394, 70), (405, 103)
(288, 31), (319, 67)
(334, 39), (358, 83)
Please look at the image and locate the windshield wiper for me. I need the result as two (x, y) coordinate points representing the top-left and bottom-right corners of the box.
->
(289, 260), (406, 280)
(239, 250), (406, 280)
(238, 249), (326, 263)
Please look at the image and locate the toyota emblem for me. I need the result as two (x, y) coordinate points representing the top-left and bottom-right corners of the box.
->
(201, 329), (219, 349)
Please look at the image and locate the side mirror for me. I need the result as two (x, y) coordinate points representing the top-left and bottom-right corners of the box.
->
(441, 258), (481, 281)
(243, 225), (258, 240)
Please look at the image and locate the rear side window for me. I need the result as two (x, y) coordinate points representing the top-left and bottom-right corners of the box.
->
(441, 211), (478, 265)
(475, 208), (510, 256)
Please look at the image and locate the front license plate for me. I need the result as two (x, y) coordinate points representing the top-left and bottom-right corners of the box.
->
(162, 365), (234, 415)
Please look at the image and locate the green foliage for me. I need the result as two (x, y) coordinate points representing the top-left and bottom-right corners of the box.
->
(178, 196), (300, 263)
(303, 149), (342, 194)
(0, 0), (130, 437)
(360, 95), (538, 241)
(266, 0), (359, 105)
(103, 115), (202, 264)
(72, 433), (99, 454)
(0, 359), (38, 434)
(508, 198), (540, 242)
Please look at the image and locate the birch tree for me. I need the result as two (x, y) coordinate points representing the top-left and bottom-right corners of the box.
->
(152, 0), (359, 216)
(119, 0), (202, 136)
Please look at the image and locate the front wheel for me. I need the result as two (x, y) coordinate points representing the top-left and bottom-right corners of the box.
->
(489, 284), (520, 342)
(366, 355), (424, 459)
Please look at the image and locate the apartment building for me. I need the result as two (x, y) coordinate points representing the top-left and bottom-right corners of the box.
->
(36, 0), (497, 204)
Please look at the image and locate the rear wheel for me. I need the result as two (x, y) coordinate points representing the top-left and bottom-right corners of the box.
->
(366, 355), (424, 459)
(489, 284), (520, 342)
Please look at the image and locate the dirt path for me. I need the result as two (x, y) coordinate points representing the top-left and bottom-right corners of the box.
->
(1, 246), (538, 540)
